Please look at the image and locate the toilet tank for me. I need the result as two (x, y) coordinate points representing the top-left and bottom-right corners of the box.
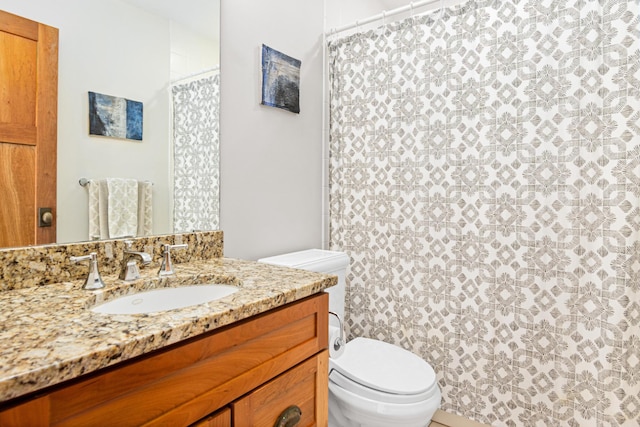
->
(258, 249), (350, 322)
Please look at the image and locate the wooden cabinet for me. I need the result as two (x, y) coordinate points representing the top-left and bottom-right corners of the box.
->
(0, 294), (329, 426)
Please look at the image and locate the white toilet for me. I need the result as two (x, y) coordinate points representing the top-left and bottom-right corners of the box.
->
(259, 249), (441, 427)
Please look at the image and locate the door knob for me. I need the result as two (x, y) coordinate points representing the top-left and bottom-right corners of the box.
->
(38, 207), (53, 227)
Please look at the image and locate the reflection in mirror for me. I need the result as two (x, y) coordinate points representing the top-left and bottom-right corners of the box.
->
(0, 0), (220, 247)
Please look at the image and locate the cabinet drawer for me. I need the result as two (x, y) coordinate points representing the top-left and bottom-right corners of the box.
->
(232, 350), (328, 427)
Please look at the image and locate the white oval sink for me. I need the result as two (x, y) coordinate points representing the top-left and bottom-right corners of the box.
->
(91, 284), (238, 314)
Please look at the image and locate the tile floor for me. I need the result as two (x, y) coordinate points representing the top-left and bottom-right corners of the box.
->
(430, 410), (491, 427)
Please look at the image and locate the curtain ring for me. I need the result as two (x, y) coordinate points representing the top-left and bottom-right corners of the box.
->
(382, 10), (386, 27)
(410, 2), (415, 18)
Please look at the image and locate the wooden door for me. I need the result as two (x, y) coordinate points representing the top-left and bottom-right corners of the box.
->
(0, 9), (58, 247)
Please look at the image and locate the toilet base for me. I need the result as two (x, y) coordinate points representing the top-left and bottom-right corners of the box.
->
(328, 380), (440, 427)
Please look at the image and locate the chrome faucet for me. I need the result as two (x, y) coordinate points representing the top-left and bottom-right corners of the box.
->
(70, 252), (106, 290)
(158, 243), (188, 277)
(119, 240), (152, 281)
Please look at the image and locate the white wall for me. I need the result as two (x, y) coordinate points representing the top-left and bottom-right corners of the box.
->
(0, 0), (172, 243)
(325, 0), (392, 30)
(220, 0), (325, 260)
(170, 20), (219, 81)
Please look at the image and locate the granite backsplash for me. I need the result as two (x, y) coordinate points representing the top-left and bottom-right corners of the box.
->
(0, 231), (223, 291)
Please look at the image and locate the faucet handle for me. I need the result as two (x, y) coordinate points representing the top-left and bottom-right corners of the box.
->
(158, 244), (188, 277)
(70, 252), (106, 290)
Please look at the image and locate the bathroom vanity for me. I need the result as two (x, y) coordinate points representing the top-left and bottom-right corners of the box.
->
(0, 231), (335, 426)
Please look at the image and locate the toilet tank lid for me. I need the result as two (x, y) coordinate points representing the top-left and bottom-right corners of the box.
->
(258, 249), (349, 273)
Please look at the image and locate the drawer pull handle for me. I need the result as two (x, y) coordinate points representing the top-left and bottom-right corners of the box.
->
(274, 405), (302, 427)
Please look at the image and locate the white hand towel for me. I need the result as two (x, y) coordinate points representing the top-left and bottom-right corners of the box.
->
(87, 179), (101, 240)
(98, 180), (110, 239)
(137, 181), (153, 237)
(106, 178), (138, 238)
(87, 179), (110, 240)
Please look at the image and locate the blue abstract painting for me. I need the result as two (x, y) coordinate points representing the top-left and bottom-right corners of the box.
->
(261, 45), (301, 114)
(89, 92), (143, 140)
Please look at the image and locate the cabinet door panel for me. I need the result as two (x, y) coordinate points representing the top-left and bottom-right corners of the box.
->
(232, 350), (328, 427)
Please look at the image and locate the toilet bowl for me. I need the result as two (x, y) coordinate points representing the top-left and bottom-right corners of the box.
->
(328, 336), (440, 427)
(259, 249), (441, 427)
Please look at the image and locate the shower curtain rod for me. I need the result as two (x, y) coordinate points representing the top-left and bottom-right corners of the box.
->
(170, 66), (219, 85)
(328, 0), (444, 35)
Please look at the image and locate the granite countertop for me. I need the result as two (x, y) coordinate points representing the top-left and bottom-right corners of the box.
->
(0, 257), (336, 403)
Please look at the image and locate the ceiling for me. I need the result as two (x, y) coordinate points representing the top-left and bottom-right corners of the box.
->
(119, 0), (219, 40)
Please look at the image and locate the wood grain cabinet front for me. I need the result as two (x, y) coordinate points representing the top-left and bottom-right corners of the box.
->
(0, 293), (329, 426)
(190, 407), (231, 427)
(232, 351), (328, 427)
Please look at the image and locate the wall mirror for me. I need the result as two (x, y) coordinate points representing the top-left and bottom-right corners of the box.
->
(0, 0), (220, 248)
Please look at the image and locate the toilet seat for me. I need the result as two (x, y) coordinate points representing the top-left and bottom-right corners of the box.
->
(329, 337), (438, 404)
(329, 369), (439, 405)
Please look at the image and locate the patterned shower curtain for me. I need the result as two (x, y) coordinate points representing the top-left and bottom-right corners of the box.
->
(328, 0), (640, 425)
(171, 72), (220, 233)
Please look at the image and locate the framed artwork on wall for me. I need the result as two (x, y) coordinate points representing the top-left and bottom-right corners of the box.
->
(88, 91), (143, 141)
(261, 44), (301, 114)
